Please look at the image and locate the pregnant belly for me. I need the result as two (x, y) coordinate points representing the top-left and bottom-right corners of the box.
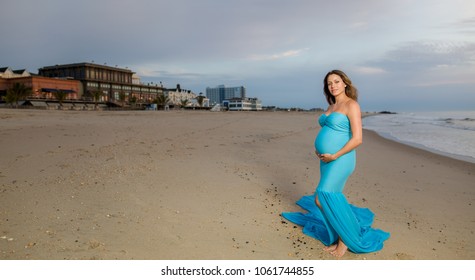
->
(315, 127), (349, 154)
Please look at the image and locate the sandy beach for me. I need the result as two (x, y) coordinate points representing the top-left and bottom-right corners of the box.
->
(0, 109), (473, 260)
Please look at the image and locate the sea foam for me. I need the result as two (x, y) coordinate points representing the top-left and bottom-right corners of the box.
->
(363, 111), (475, 163)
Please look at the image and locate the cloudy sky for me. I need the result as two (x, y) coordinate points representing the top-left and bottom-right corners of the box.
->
(1, 0), (474, 111)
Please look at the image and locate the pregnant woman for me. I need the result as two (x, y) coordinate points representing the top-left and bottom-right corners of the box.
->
(282, 70), (390, 257)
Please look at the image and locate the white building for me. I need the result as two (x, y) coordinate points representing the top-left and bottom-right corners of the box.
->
(132, 73), (141, 85)
(0, 67), (30, 78)
(166, 89), (210, 108)
(224, 97), (262, 111)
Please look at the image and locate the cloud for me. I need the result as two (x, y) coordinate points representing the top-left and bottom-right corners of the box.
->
(411, 78), (475, 87)
(348, 21), (369, 30)
(353, 66), (387, 75)
(367, 40), (475, 72)
(137, 68), (207, 80)
(448, 16), (475, 35)
(353, 39), (475, 111)
(248, 48), (310, 61)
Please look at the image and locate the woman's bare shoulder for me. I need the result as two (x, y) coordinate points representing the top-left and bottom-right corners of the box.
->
(346, 100), (361, 116)
(347, 99), (360, 110)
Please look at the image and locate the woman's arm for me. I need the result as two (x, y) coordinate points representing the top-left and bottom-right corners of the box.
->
(319, 101), (362, 162)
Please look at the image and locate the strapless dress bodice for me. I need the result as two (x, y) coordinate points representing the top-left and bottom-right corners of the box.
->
(315, 112), (352, 154)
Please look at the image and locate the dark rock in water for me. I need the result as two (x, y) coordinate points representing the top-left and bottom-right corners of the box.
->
(379, 111), (396, 114)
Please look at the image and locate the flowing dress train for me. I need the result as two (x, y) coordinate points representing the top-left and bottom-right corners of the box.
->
(282, 112), (390, 253)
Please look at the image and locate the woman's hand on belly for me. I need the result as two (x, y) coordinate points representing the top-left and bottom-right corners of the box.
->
(315, 150), (322, 159)
(315, 150), (337, 163)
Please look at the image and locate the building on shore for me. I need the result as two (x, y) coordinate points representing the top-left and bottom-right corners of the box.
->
(1, 67), (81, 107)
(223, 97), (262, 111)
(165, 88), (209, 108)
(206, 84), (263, 111)
(0, 67), (31, 79)
(38, 62), (165, 106)
(2, 62), (215, 110)
(206, 85), (246, 106)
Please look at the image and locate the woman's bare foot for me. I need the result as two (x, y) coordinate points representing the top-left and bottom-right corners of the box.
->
(323, 244), (337, 252)
(330, 239), (348, 258)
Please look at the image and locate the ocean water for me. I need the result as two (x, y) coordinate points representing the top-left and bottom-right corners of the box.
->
(362, 111), (475, 163)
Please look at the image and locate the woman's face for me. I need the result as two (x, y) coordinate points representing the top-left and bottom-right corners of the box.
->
(326, 74), (346, 97)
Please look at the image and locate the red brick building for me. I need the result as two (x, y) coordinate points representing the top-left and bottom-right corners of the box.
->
(0, 67), (80, 102)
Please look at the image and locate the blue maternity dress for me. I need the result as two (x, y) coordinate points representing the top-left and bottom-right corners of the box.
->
(282, 112), (390, 253)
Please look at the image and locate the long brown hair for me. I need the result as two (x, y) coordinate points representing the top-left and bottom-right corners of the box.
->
(323, 70), (358, 105)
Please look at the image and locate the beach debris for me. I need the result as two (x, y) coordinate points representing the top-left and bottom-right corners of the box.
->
(25, 242), (36, 248)
(88, 239), (103, 249)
